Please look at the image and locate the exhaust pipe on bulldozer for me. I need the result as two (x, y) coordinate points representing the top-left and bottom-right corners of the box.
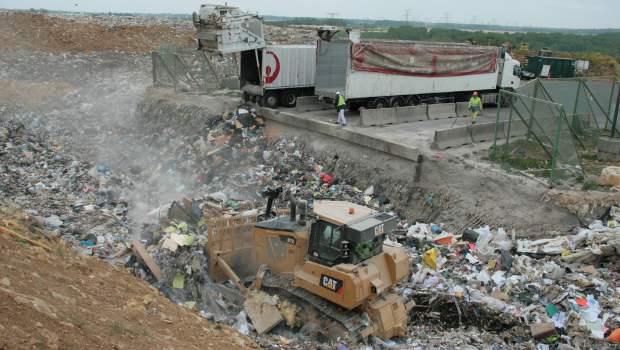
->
(288, 198), (307, 226)
(297, 200), (307, 226)
(289, 198), (297, 222)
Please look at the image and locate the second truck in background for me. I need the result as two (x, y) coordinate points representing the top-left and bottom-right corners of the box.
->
(240, 45), (316, 108)
(315, 30), (522, 109)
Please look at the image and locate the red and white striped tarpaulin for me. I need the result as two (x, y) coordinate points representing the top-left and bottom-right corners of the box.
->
(351, 42), (499, 77)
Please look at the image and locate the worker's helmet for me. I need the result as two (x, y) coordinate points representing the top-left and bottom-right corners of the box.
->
(473, 91), (479, 96)
(336, 91), (341, 95)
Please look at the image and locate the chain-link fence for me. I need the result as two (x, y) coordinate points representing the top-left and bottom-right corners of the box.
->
(492, 89), (582, 184)
(152, 44), (240, 94)
(491, 77), (619, 186)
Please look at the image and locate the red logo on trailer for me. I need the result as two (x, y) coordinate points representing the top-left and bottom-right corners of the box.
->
(264, 50), (281, 84)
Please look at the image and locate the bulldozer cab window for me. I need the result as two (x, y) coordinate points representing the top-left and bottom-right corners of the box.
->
(310, 221), (343, 266)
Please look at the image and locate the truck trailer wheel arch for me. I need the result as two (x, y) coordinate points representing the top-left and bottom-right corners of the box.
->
(368, 97), (389, 110)
(264, 91), (279, 108)
(406, 95), (420, 106)
(281, 90), (297, 108)
(389, 96), (405, 108)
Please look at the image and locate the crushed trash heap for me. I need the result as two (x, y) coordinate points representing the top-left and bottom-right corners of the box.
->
(125, 102), (620, 348)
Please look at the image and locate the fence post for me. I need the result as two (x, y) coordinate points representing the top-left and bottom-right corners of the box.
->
(550, 107), (565, 185)
(571, 80), (582, 134)
(607, 80), (617, 131)
(612, 86), (620, 138)
(527, 81), (540, 139)
(506, 96), (514, 146)
(493, 93), (502, 148)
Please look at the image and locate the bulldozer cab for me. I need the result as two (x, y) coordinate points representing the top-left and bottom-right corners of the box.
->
(308, 201), (397, 267)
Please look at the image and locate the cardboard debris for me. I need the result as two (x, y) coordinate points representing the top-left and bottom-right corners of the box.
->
(132, 240), (163, 281)
(243, 290), (283, 335)
(161, 233), (195, 252)
(530, 322), (556, 340)
(516, 237), (570, 255)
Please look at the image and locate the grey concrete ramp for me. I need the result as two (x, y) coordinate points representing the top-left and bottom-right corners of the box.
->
(471, 122), (505, 143)
(428, 103), (457, 120)
(295, 96), (332, 113)
(395, 105), (428, 122)
(260, 107), (421, 162)
(360, 108), (398, 126)
(456, 102), (469, 117)
(432, 127), (473, 150)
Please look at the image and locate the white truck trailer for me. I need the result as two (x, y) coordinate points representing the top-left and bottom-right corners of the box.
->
(315, 35), (522, 109)
(240, 45), (316, 108)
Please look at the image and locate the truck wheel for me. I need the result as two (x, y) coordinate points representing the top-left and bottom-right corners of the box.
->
(406, 96), (420, 106)
(369, 97), (389, 109)
(264, 91), (279, 108)
(389, 96), (405, 108)
(281, 90), (297, 108)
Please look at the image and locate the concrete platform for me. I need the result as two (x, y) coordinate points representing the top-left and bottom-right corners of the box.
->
(259, 104), (513, 162)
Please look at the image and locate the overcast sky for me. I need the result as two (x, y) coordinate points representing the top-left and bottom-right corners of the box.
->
(1, 0), (618, 29)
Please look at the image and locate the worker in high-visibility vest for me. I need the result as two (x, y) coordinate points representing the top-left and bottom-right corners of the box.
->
(468, 91), (483, 124)
(335, 92), (347, 127)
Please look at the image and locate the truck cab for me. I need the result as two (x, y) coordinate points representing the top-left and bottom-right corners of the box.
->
(499, 52), (522, 89)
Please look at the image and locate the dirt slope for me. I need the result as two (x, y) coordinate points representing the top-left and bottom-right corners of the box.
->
(0, 205), (257, 350)
(0, 11), (193, 53)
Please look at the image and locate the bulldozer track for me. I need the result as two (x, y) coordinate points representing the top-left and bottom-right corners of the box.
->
(262, 276), (368, 341)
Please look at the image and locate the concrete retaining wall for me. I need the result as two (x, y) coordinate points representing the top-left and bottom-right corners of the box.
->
(427, 103), (457, 120)
(472, 121), (505, 143)
(433, 121), (514, 150)
(456, 102), (469, 118)
(360, 105), (429, 126)
(260, 107), (421, 162)
(432, 127), (473, 150)
(361, 108), (398, 126)
(395, 105), (429, 122)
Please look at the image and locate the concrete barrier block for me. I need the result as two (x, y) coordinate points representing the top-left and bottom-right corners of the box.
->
(361, 108), (398, 126)
(432, 127), (473, 150)
(471, 122), (505, 143)
(456, 102), (469, 117)
(394, 105), (428, 123)
(428, 103), (457, 120)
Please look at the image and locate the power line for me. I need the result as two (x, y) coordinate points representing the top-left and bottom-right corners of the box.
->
(404, 9), (412, 24)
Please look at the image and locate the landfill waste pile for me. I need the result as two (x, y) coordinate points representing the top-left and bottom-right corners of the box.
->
(0, 118), (135, 260)
(47, 11), (195, 29)
(264, 25), (319, 45)
(390, 212), (620, 349)
(124, 104), (620, 348)
(2, 10), (620, 349)
(0, 10), (194, 53)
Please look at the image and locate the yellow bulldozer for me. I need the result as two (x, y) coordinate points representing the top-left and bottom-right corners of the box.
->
(206, 193), (413, 340)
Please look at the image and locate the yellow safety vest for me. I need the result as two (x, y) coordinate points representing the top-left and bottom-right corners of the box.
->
(468, 96), (482, 108)
(337, 95), (346, 107)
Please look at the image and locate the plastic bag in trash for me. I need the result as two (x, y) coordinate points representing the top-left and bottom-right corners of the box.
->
(233, 311), (250, 335)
